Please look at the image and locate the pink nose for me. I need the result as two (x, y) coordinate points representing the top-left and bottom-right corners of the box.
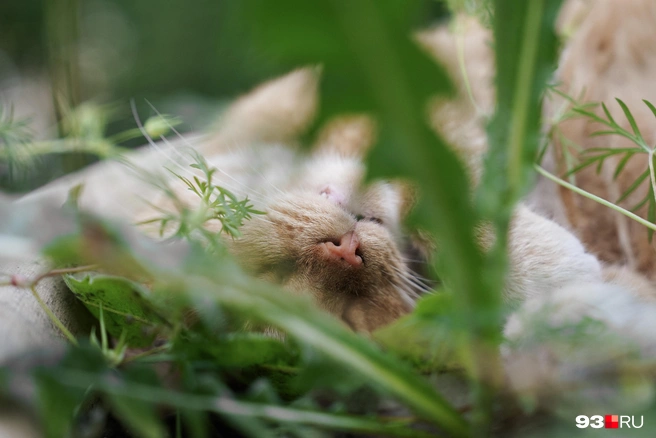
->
(323, 232), (363, 266)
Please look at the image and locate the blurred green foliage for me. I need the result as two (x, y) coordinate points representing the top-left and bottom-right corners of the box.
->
(4, 0), (654, 437)
(0, 0), (446, 192)
(0, 0), (447, 100)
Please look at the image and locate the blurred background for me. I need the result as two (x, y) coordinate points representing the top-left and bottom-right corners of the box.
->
(0, 0), (448, 192)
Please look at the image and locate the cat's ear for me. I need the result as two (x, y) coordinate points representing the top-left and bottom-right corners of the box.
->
(201, 67), (320, 154)
(312, 115), (376, 158)
(390, 179), (417, 219)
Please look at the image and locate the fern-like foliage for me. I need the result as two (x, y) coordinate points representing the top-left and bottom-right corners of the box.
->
(0, 105), (34, 172)
(137, 150), (263, 252)
(551, 95), (656, 239)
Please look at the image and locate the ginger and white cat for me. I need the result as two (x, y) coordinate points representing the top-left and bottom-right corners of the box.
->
(130, 60), (604, 335)
(39, 0), (648, 352)
(13, 0), (653, 414)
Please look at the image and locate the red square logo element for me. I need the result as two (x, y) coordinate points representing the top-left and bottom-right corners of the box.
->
(605, 415), (619, 429)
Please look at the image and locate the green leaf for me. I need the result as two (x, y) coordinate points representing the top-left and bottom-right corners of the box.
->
(374, 293), (463, 373)
(642, 99), (656, 121)
(106, 364), (168, 438)
(107, 394), (167, 438)
(63, 273), (164, 347)
(478, 0), (562, 428)
(613, 152), (635, 180)
(630, 190), (650, 213)
(590, 130), (628, 137)
(585, 147), (643, 153)
(31, 345), (107, 438)
(572, 107), (610, 126)
(616, 98), (642, 138)
(178, 333), (296, 369)
(601, 102), (618, 127)
(180, 409), (209, 438)
(34, 372), (85, 438)
(484, 0), (563, 209)
(616, 169), (649, 204)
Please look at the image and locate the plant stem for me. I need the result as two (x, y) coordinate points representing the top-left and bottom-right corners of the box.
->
(30, 285), (78, 345)
(123, 344), (171, 364)
(30, 264), (100, 286)
(535, 164), (656, 231)
(0, 265), (99, 344)
(648, 150), (656, 206)
(454, 19), (482, 115)
(507, 0), (544, 190)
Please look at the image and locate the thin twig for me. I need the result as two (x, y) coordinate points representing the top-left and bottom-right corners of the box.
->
(29, 264), (100, 286)
(123, 344), (171, 364)
(535, 164), (656, 231)
(648, 151), (656, 207)
(30, 285), (78, 345)
(0, 265), (99, 344)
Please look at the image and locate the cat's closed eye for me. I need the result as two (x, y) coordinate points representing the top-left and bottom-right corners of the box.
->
(354, 214), (383, 225)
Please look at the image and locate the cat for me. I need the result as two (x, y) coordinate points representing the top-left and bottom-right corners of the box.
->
(23, 3), (622, 341)
(14, 0), (655, 417)
(15, 0), (640, 342)
(130, 63), (603, 335)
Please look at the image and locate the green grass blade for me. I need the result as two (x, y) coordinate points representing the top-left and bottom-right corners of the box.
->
(601, 102), (618, 127)
(565, 156), (602, 177)
(613, 152), (635, 180)
(616, 98), (643, 138)
(572, 108), (612, 126)
(642, 99), (656, 121)
(631, 190), (650, 213)
(617, 169), (650, 204)
(590, 130), (625, 137)
(649, 185), (655, 242)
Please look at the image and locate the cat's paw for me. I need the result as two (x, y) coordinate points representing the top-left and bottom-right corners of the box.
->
(504, 205), (602, 303)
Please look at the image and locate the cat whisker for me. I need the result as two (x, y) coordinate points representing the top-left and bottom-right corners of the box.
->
(144, 99), (203, 162)
(391, 267), (433, 294)
(394, 282), (420, 300)
(253, 216), (275, 226)
(400, 256), (430, 265)
(403, 280), (432, 295)
(157, 137), (199, 179)
(143, 100), (274, 205)
(131, 100), (197, 179)
(394, 264), (433, 286)
(394, 275), (429, 295)
(214, 168), (270, 202)
(244, 161), (286, 196)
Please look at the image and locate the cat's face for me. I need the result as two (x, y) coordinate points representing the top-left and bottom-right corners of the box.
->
(228, 149), (426, 332)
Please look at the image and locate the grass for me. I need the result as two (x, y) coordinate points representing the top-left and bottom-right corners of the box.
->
(2, 0), (656, 437)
